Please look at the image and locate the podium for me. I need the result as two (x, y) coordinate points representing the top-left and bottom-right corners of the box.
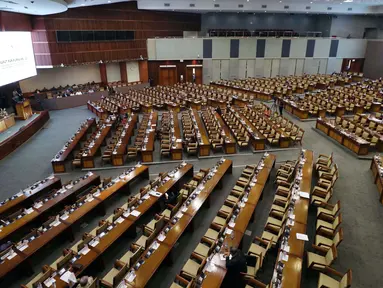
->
(0, 114), (15, 133)
(16, 100), (33, 120)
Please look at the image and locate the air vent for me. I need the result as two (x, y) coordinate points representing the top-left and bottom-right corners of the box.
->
(261, 5), (267, 8)
(214, 3), (220, 7)
(306, 6), (311, 10)
(284, 5), (289, 9)
(347, 7), (352, 11)
(189, 3), (195, 7)
(238, 4), (244, 8)
(164, 3), (170, 7)
(327, 7), (332, 10)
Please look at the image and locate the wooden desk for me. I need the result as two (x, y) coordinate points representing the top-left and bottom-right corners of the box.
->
(140, 112), (158, 163)
(282, 100), (309, 120)
(0, 176), (62, 217)
(52, 164), (192, 287)
(214, 111), (236, 154)
(170, 112), (183, 160)
(16, 100), (33, 120)
(52, 118), (96, 173)
(87, 102), (109, 120)
(316, 118), (369, 155)
(118, 160), (232, 288)
(0, 173), (100, 243)
(232, 107), (266, 150)
(268, 150), (313, 288)
(111, 114), (138, 166)
(370, 156), (383, 204)
(200, 155), (275, 288)
(82, 122), (114, 168)
(191, 109), (210, 156)
(0, 114), (15, 133)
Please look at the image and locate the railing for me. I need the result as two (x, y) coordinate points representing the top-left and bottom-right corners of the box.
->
(207, 29), (323, 38)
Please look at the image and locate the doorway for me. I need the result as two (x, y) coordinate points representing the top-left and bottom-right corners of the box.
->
(159, 66), (177, 86)
(186, 66), (202, 84)
(341, 59), (364, 73)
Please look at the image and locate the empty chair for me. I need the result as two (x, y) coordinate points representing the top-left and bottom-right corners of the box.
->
(120, 244), (144, 267)
(315, 227), (344, 251)
(317, 268), (352, 288)
(180, 252), (206, 280)
(316, 214), (342, 237)
(307, 244), (338, 271)
(170, 275), (193, 288)
(317, 200), (341, 221)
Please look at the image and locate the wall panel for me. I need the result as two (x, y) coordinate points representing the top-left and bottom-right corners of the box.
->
(318, 59), (328, 74)
(314, 39), (332, 58)
(212, 60), (221, 81)
(337, 39), (367, 58)
(246, 60), (255, 78)
(271, 59), (280, 77)
(221, 60), (230, 80)
(238, 60), (247, 79)
(295, 59), (305, 76)
(263, 60), (272, 77)
(203, 59), (213, 84)
(212, 39), (230, 59)
(265, 39), (283, 58)
(239, 39), (257, 59)
(304, 59), (320, 75)
(326, 58), (343, 74)
(106, 63), (121, 82)
(254, 59), (264, 77)
(279, 59), (296, 76)
(290, 39), (307, 58)
(229, 59), (239, 80)
(127, 61), (140, 82)
(19, 65), (101, 92)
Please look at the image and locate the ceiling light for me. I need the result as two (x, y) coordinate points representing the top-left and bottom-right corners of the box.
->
(264, 10), (267, 12)
(108, 0), (111, 2)
(344, 0), (353, 2)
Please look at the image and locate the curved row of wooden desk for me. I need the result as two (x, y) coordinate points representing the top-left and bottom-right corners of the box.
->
(190, 109), (211, 157)
(52, 118), (97, 173)
(198, 154), (275, 288)
(370, 156), (383, 205)
(0, 176), (61, 217)
(114, 159), (233, 288)
(316, 118), (370, 155)
(46, 164), (193, 288)
(271, 150), (313, 288)
(0, 165), (149, 280)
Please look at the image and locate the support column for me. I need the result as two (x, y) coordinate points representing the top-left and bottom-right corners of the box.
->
(99, 63), (107, 85)
(139, 60), (149, 83)
(119, 61), (127, 83)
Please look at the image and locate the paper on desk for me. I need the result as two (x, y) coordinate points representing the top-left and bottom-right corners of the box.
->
(15, 192), (23, 197)
(66, 184), (74, 190)
(131, 210), (141, 217)
(149, 191), (161, 197)
(25, 208), (34, 214)
(123, 211), (131, 218)
(220, 254), (227, 261)
(296, 233), (309, 241)
(299, 191), (310, 199)
(43, 277), (56, 288)
(176, 139), (182, 143)
(115, 217), (124, 224)
(90, 240), (100, 247)
(181, 206), (188, 213)
(60, 271), (76, 283)
(51, 220), (61, 227)
(279, 252), (289, 262)
(60, 214), (69, 221)
(34, 202), (43, 209)
(86, 197), (94, 203)
(142, 194), (150, 200)
(126, 272), (136, 283)
(7, 251), (17, 260)
(93, 191), (101, 197)
(151, 241), (160, 250)
(80, 246), (90, 255)
(157, 233), (166, 242)
(228, 221), (235, 228)
(225, 228), (233, 235)
(240, 202), (246, 208)
(17, 244), (29, 252)
(281, 245), (290, 253)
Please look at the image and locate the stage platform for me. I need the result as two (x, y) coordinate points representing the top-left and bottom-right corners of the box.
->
(0, 111), (50, 160)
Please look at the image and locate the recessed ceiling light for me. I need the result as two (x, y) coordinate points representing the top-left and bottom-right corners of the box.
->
(108, 0), (111, 2)
(264, 10), (267, 12)
(81, 3), (85, 5)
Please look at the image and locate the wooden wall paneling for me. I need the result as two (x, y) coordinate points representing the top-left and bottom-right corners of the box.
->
(139, 60), (149, 83)
(0, 11), (32, 31)
(99, 63), (108, 84)
(119, 62), (128, 82)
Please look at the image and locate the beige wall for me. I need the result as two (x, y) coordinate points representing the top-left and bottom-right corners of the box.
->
(19, 64), (101, 92)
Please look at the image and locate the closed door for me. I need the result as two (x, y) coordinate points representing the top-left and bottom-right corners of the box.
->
(159, 67), (177, 86)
